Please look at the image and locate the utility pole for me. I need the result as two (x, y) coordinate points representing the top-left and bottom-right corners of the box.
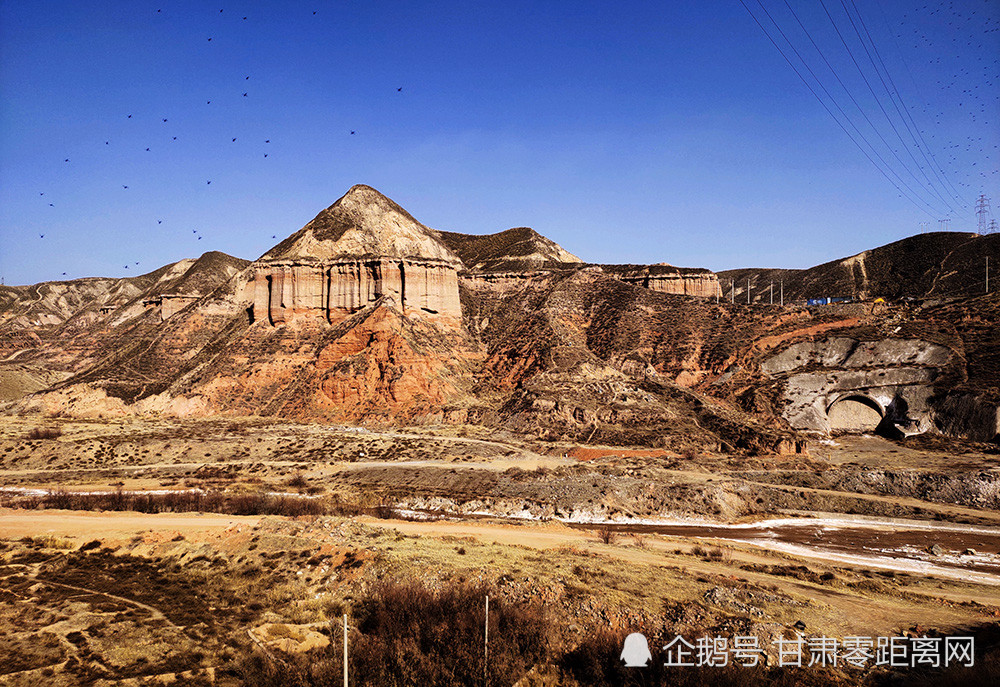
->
(770, 281), (773, 305)
(919, 221), (929, 233)
(938, 218), (951, 232)
(988, 256), (990, 294)
(343, 614), (349, 687)
(747, 278), (751, 305)
(730, 279), (734, 304)
(484, 595), (490, 687)
(780, 280), (784, 306)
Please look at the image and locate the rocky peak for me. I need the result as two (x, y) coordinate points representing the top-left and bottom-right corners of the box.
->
(261, 185), (461, 265)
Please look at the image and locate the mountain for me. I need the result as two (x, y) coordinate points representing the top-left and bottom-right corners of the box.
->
(439, 226), (582, 272)
(2, 187), (997, 448)
(263, 184), (462, 265)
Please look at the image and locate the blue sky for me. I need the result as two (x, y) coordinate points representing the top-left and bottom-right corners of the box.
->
(1, 0), (997, 285)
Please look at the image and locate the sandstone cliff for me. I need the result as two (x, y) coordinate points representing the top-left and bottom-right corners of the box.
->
(251, 185), (462, 323)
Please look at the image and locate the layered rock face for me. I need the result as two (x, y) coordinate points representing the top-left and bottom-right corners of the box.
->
(251, 257), (460, 325)
(607, 268), (722, 298)
(250, 185), (462, 324)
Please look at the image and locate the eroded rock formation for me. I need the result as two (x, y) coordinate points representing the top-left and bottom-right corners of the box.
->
(250, 185), (463, 324)
(250, 258), (460, 325)
(604, 266), (722, 298)
(761, 336), (956, 434)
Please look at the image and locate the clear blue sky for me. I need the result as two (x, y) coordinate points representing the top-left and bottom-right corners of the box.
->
(1, 0), (997, 285)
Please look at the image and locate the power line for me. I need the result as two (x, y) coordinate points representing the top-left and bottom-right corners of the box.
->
(818, 0), (959, 214)
(845, 0), (969, 212)
(740, 0), (948, 219)
(779, 0), (958, 215)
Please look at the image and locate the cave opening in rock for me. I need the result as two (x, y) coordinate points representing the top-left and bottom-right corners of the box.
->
(827, 395), (883, 433)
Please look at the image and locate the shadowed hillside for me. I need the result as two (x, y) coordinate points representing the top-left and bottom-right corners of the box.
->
(719, 232), (1000, 302)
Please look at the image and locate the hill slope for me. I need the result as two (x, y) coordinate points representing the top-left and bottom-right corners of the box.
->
(719, 232), (1000, 302)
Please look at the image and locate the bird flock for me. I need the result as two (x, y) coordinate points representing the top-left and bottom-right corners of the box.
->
(740, 0), (998, 225)
(33, 6), (406, 276)
(22, 3), (999, 283)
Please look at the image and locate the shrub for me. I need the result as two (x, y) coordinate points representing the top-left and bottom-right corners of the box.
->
(597, 526), (617, 545)
(347, 580), (548, 687)
(25, 426), (62, 440)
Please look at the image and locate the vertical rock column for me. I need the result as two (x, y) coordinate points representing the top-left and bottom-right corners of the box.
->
(379, 259), (403, 305)
(268, 266), (286, 324)
(253, 268), (270, 324)
(290, 264), (324, 317)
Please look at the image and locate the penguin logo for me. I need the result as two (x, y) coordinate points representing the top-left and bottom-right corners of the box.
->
(620, 632), (652, 667)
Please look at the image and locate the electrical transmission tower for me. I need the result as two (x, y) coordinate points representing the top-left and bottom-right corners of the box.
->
(989, 219), (998, 235)
(976, 195), (992, 235)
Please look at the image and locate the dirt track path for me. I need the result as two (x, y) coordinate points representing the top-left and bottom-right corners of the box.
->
(0, 508), (262, 539)
(31, 576), (178, 628)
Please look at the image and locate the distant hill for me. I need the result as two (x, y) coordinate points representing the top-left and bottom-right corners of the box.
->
(719, 232), (1000, 303)
(439, 226), (582, 272)
(0, 251), (248, 331)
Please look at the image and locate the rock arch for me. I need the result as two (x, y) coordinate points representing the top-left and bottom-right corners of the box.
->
(827, 395), (883, 432)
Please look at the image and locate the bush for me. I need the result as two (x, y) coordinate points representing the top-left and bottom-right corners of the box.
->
(238, 580), (549, 687)
(346, 580), (548, 687)
(25, 426), (62, 440)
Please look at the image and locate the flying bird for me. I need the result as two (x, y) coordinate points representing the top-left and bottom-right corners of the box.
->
(123, 185), (129, 189)
(350, 131), (355, 135)
(40, 234), (44, 238)
(397, 87), (402, 92)
(242, 92), (247, 97)
(64, 159), (69, 162)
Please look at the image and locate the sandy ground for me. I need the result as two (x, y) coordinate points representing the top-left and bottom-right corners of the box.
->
(0, 508), (263, 540)
(3, 508), (997, 636)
